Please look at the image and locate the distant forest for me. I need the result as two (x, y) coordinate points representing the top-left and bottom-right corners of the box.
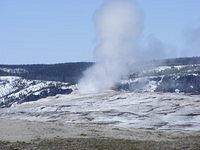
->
(0, 57), (200, 84)
(0, 62), (93, 84)
(159, 56), (200, 66)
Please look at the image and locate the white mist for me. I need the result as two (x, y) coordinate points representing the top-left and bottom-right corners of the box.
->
(78, 0), (142, 93)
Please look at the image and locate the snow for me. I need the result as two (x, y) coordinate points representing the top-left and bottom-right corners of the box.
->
(155, 64), (200, 72)
(0, 76), (74, 104)
(0, 76), (22, 98)
(1, 90), (200, 132)
(1, 63), (200, 132)
(155, 66), (171, 72)
(0, 68), (28, 74)
(140, 64), (200, 76)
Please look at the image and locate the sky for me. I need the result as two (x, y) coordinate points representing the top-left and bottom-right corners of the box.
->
(0, 0), (200, 64)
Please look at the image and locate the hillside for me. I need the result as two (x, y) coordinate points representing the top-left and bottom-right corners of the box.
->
(0, 57), (200, 150)
(1, 57), (200, 84)
(1, 57), (200, 108)
(0, 76), (74, 108)
(118, 63), (200, 94)
(0, 62), (92, 84)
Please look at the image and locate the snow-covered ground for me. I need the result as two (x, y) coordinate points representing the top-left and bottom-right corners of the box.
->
(0, 62), (200, 134)
(0, 90), (199, 132)
(0, 76), (75, 106)
(0, 67), (28, 74)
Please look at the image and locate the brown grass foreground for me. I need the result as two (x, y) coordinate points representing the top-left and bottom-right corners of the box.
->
(0, 135), (200, 150)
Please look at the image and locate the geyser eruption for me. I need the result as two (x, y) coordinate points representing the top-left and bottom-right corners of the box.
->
(78, 0), (142, 93)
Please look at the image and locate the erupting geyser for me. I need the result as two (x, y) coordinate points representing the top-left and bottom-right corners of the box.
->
(78, 0), (142, 93)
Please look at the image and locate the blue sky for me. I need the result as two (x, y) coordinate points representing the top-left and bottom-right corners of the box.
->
(0, 0), (199, 64)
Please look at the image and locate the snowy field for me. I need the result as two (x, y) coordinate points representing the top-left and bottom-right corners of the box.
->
(0, 90), (200, 132)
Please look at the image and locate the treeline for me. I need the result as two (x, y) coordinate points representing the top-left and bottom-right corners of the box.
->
(0, 62), (93, 84)
(1, 57), (200, 84)
(158, 56), (200, 66)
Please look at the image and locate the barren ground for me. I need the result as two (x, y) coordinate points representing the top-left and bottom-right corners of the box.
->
(0, 91), (200, 149)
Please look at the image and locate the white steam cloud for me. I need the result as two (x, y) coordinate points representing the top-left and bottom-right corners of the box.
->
(78, 0), (142, 93)
(142, 35), (177, 60)
(182, 21), (200, 57)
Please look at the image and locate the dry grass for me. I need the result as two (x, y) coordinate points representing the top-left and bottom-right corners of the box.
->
(0, 135), (200, 150)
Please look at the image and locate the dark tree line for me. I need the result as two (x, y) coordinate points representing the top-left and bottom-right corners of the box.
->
(157, 56), (200, 66)
(0, 62), (93, 84)
(1, 57), (200, 84)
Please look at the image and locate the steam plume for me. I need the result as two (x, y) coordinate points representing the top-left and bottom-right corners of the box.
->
(142, 35), (177, 60)
(182, 21), (200, 57)
(78, 0), (142, 93)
